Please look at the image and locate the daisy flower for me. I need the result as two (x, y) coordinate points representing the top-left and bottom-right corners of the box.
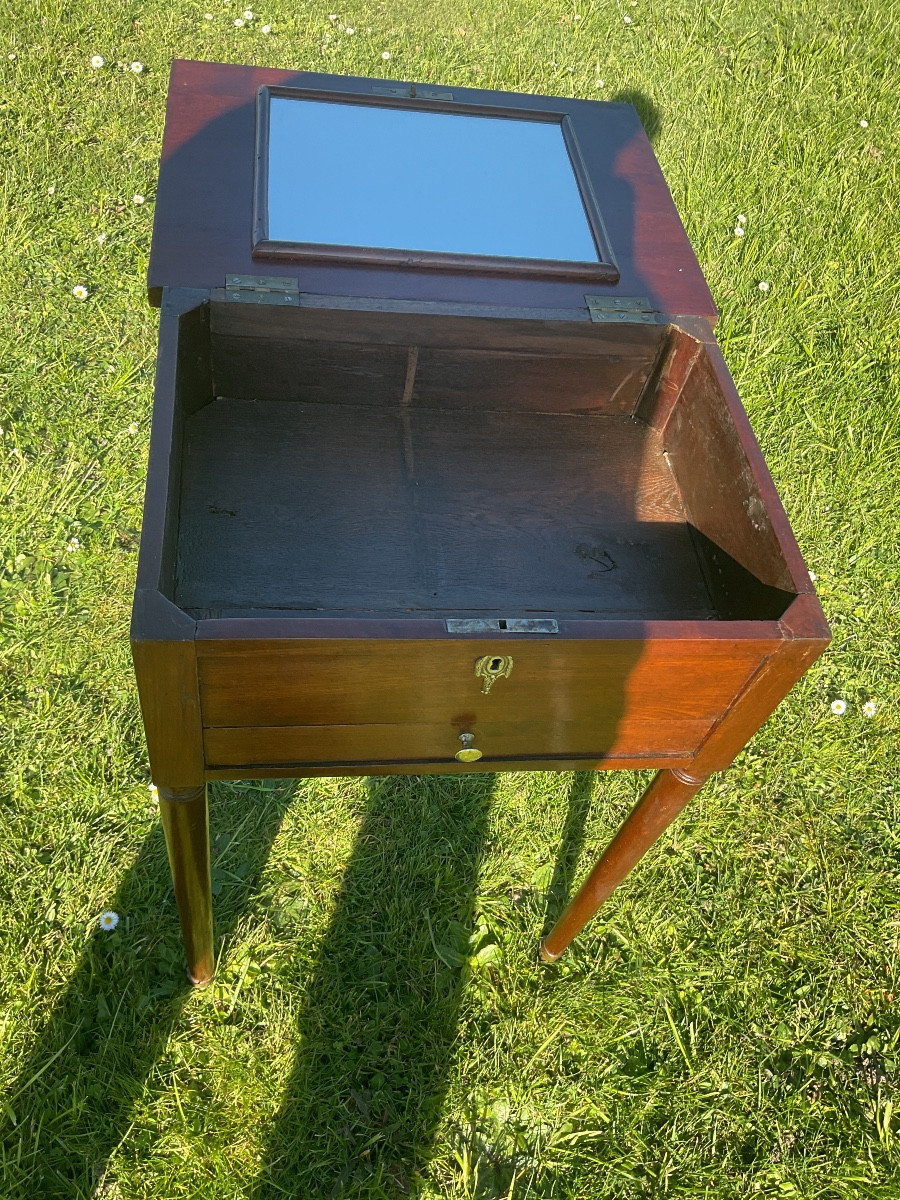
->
(99, 911), (119, 931)
(859, 119), (869, 128)
(734, 226), (745, 237)
(243, 8), (254, 17)
(66, 536), (81, 552)
(381, 50), (391, 60)
(130, 61), (144, 73)
(758, 281), (770, 292)
(261, 24), (271, 33)
(830, 699), (847, 716)
(862, 701), (877, 718)
(91, 55), (104, 68)
(72, 284), (88, 300)
(127, 422), (139, 434)
(234, 17), (244, 25)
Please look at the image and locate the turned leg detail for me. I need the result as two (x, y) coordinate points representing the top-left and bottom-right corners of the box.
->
(158, 784), (215, 987)
(540, 767), (708, 962)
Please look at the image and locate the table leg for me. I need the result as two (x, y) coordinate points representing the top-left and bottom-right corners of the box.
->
(540, 767), (708, 962)
(158, 784), (215, 986)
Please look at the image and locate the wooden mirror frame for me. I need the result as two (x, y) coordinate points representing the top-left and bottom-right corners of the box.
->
(251, 84), (621, 283)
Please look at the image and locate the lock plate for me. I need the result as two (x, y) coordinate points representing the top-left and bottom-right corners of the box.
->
(475, 654), (514, 694)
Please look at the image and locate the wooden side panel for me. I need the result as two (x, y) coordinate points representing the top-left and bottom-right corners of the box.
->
(132, 635), (204, 787)
(211, 337), (656, 416)
(412, 347), (653, 414)
(692, 597), (830, 773)
(664, 347), (794, 591)
(207, 300), (666, 355)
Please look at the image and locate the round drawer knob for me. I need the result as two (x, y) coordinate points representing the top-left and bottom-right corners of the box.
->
(455, 733), (483, 762)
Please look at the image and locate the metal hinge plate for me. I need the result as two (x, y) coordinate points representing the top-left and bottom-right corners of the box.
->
(585, 295), (657, 324)
(225, 275), (300, 305)
(372, 85), (454, 101)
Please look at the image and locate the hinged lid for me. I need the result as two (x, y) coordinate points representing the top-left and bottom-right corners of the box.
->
(149, 60), (717, 323)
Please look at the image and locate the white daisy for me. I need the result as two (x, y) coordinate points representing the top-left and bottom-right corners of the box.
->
(99, 911), (119, 931)
(261, 24), (271, 33)
(862, 701), (877, 718)
(66, 536), (81, 551)
(133, 193), (145, 205)
(830, 699), (847, 716)
(381, 50), (391, 60)
(72, 284), (89, 300)
(91, 55), (104, 69)
(130, 61), (143, 73)
(758, 281), (770, 292)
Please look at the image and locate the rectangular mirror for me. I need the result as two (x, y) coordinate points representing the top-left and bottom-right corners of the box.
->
(253, 87), (619, 282)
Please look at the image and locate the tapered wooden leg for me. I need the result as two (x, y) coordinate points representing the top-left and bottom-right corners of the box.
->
(540, 768), (708, 962)
(158, 784), (215, 987)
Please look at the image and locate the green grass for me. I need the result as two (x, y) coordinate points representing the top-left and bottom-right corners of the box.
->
(1, 0), (899, 1196)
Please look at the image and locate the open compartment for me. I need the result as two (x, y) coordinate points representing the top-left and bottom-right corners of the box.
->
(162, 299), (799, 625)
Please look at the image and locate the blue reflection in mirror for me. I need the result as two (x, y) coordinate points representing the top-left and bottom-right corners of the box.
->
(265, 97), (600, 263)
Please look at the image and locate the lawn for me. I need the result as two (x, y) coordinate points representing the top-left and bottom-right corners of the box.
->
(0, 0), (898, 1196)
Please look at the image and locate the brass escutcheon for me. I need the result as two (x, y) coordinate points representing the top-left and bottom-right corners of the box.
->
(475, 654), (514, 694)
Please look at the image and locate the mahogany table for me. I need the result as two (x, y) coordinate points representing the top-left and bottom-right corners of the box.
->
(132, 60), (830, 985)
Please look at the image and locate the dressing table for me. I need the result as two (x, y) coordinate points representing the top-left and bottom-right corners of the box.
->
(132, 60), (830, 985)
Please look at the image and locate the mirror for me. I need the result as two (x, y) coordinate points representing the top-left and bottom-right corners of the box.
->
(257, 93), (609, 271)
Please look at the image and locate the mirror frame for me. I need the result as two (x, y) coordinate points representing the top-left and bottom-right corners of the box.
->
(251, 84), (620, 283)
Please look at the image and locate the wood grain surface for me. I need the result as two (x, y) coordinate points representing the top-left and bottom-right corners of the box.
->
(148, 60), (718, 321)
(174, 399), (713, 617)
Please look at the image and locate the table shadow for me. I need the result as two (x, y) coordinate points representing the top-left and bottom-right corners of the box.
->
(251, 772), (498, 1199)
(0, 783), (294, 1199)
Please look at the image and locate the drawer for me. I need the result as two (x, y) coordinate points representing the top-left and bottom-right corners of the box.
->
(197, 638), (772, 761)
(204, 718), (699, 769)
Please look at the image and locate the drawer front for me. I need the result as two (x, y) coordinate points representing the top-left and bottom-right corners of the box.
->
(205, 719), (698, 768)
(197, 638), (773, 763)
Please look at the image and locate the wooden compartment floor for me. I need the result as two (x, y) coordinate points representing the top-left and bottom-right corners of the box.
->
(174, 397), (720, 619)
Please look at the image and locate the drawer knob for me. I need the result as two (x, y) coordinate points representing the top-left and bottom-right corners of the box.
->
(455, 733), (483, 763)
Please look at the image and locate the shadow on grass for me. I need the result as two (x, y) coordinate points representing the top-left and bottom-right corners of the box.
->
(0, 783), (295, 1199)
(1, 767), (619, 1199)
(252, 772), (499, 1199)
(540, 772), (599, 943)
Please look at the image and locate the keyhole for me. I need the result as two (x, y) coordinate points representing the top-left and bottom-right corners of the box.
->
(490, 658), (503, 672)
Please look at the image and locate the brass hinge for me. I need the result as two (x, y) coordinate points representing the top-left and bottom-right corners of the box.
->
(225, 275), (300, 305)
(585, 295), (657, 324)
